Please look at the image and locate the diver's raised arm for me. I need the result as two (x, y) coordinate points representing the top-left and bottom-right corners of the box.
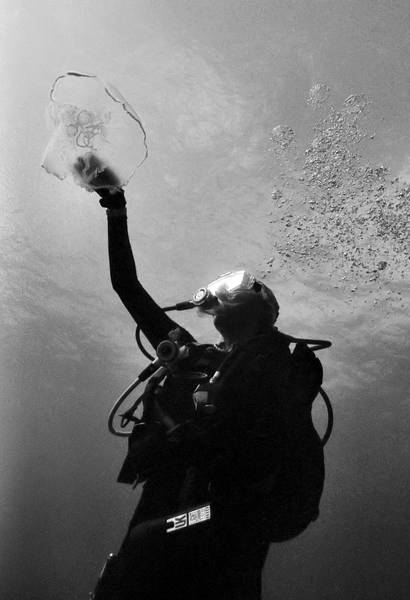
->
(98, 188), (191, 349)
(99, 190), (138, 295)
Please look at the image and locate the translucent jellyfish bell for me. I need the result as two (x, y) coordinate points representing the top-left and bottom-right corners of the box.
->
(42, 72), (148, 191)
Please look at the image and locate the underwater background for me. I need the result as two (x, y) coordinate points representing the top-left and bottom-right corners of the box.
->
(1, 1), (409, 598)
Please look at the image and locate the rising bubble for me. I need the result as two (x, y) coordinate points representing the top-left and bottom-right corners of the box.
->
(266, 84), (409, 305)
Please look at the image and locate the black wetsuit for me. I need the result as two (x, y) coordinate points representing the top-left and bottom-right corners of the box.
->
(103, 213), (292, 600)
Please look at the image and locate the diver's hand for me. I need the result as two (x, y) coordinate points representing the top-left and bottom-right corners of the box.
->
(97, 188), (126, 210)
(72, 155), (125, 209)
(73, 154), (120, 187)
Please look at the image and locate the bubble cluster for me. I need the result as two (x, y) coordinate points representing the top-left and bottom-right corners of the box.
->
(265, 85), (409, 307)
(306, 83), (331, 110)
(270, 125), (295, 150)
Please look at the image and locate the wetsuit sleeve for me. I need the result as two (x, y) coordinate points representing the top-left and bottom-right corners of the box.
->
(107, 213), (194, 350)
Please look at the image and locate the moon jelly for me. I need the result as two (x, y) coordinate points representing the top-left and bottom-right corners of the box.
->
(42, 72), (148, 191)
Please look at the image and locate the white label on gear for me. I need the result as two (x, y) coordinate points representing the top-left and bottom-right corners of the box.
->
(188, 505), (211, 525)
(166, 513), (188, 533)
(166, 505), (211, 533)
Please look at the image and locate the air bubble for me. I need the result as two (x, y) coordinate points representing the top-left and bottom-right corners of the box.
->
(306, 83), (331, 109)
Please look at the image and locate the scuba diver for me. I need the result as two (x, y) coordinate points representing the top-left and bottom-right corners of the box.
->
(83, 167), (331, 600)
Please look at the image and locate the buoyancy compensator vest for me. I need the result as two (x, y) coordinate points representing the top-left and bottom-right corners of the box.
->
(262, 334), (332, 542)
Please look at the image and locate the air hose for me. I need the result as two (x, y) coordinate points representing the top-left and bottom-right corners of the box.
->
(126, 310), (334, 446)
(108, 339), (191, 437)
(108, 377), (143, 437)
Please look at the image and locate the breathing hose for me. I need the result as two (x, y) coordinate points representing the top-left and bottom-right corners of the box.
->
(318, 387), (333, 446)
(123, 307), (334, 445)
(108, 339), (192, 437)
(108, 377), (143, 437)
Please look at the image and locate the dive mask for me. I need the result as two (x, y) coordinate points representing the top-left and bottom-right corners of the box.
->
(192, 270), (258, 307)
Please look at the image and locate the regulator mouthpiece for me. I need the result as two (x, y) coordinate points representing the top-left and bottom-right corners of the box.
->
(192, 287), (212, 306)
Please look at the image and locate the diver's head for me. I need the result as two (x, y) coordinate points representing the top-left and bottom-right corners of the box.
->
(194, 271), (279, 345)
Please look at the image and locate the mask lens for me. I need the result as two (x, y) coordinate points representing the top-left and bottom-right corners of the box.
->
(207, 270), (255, 296)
